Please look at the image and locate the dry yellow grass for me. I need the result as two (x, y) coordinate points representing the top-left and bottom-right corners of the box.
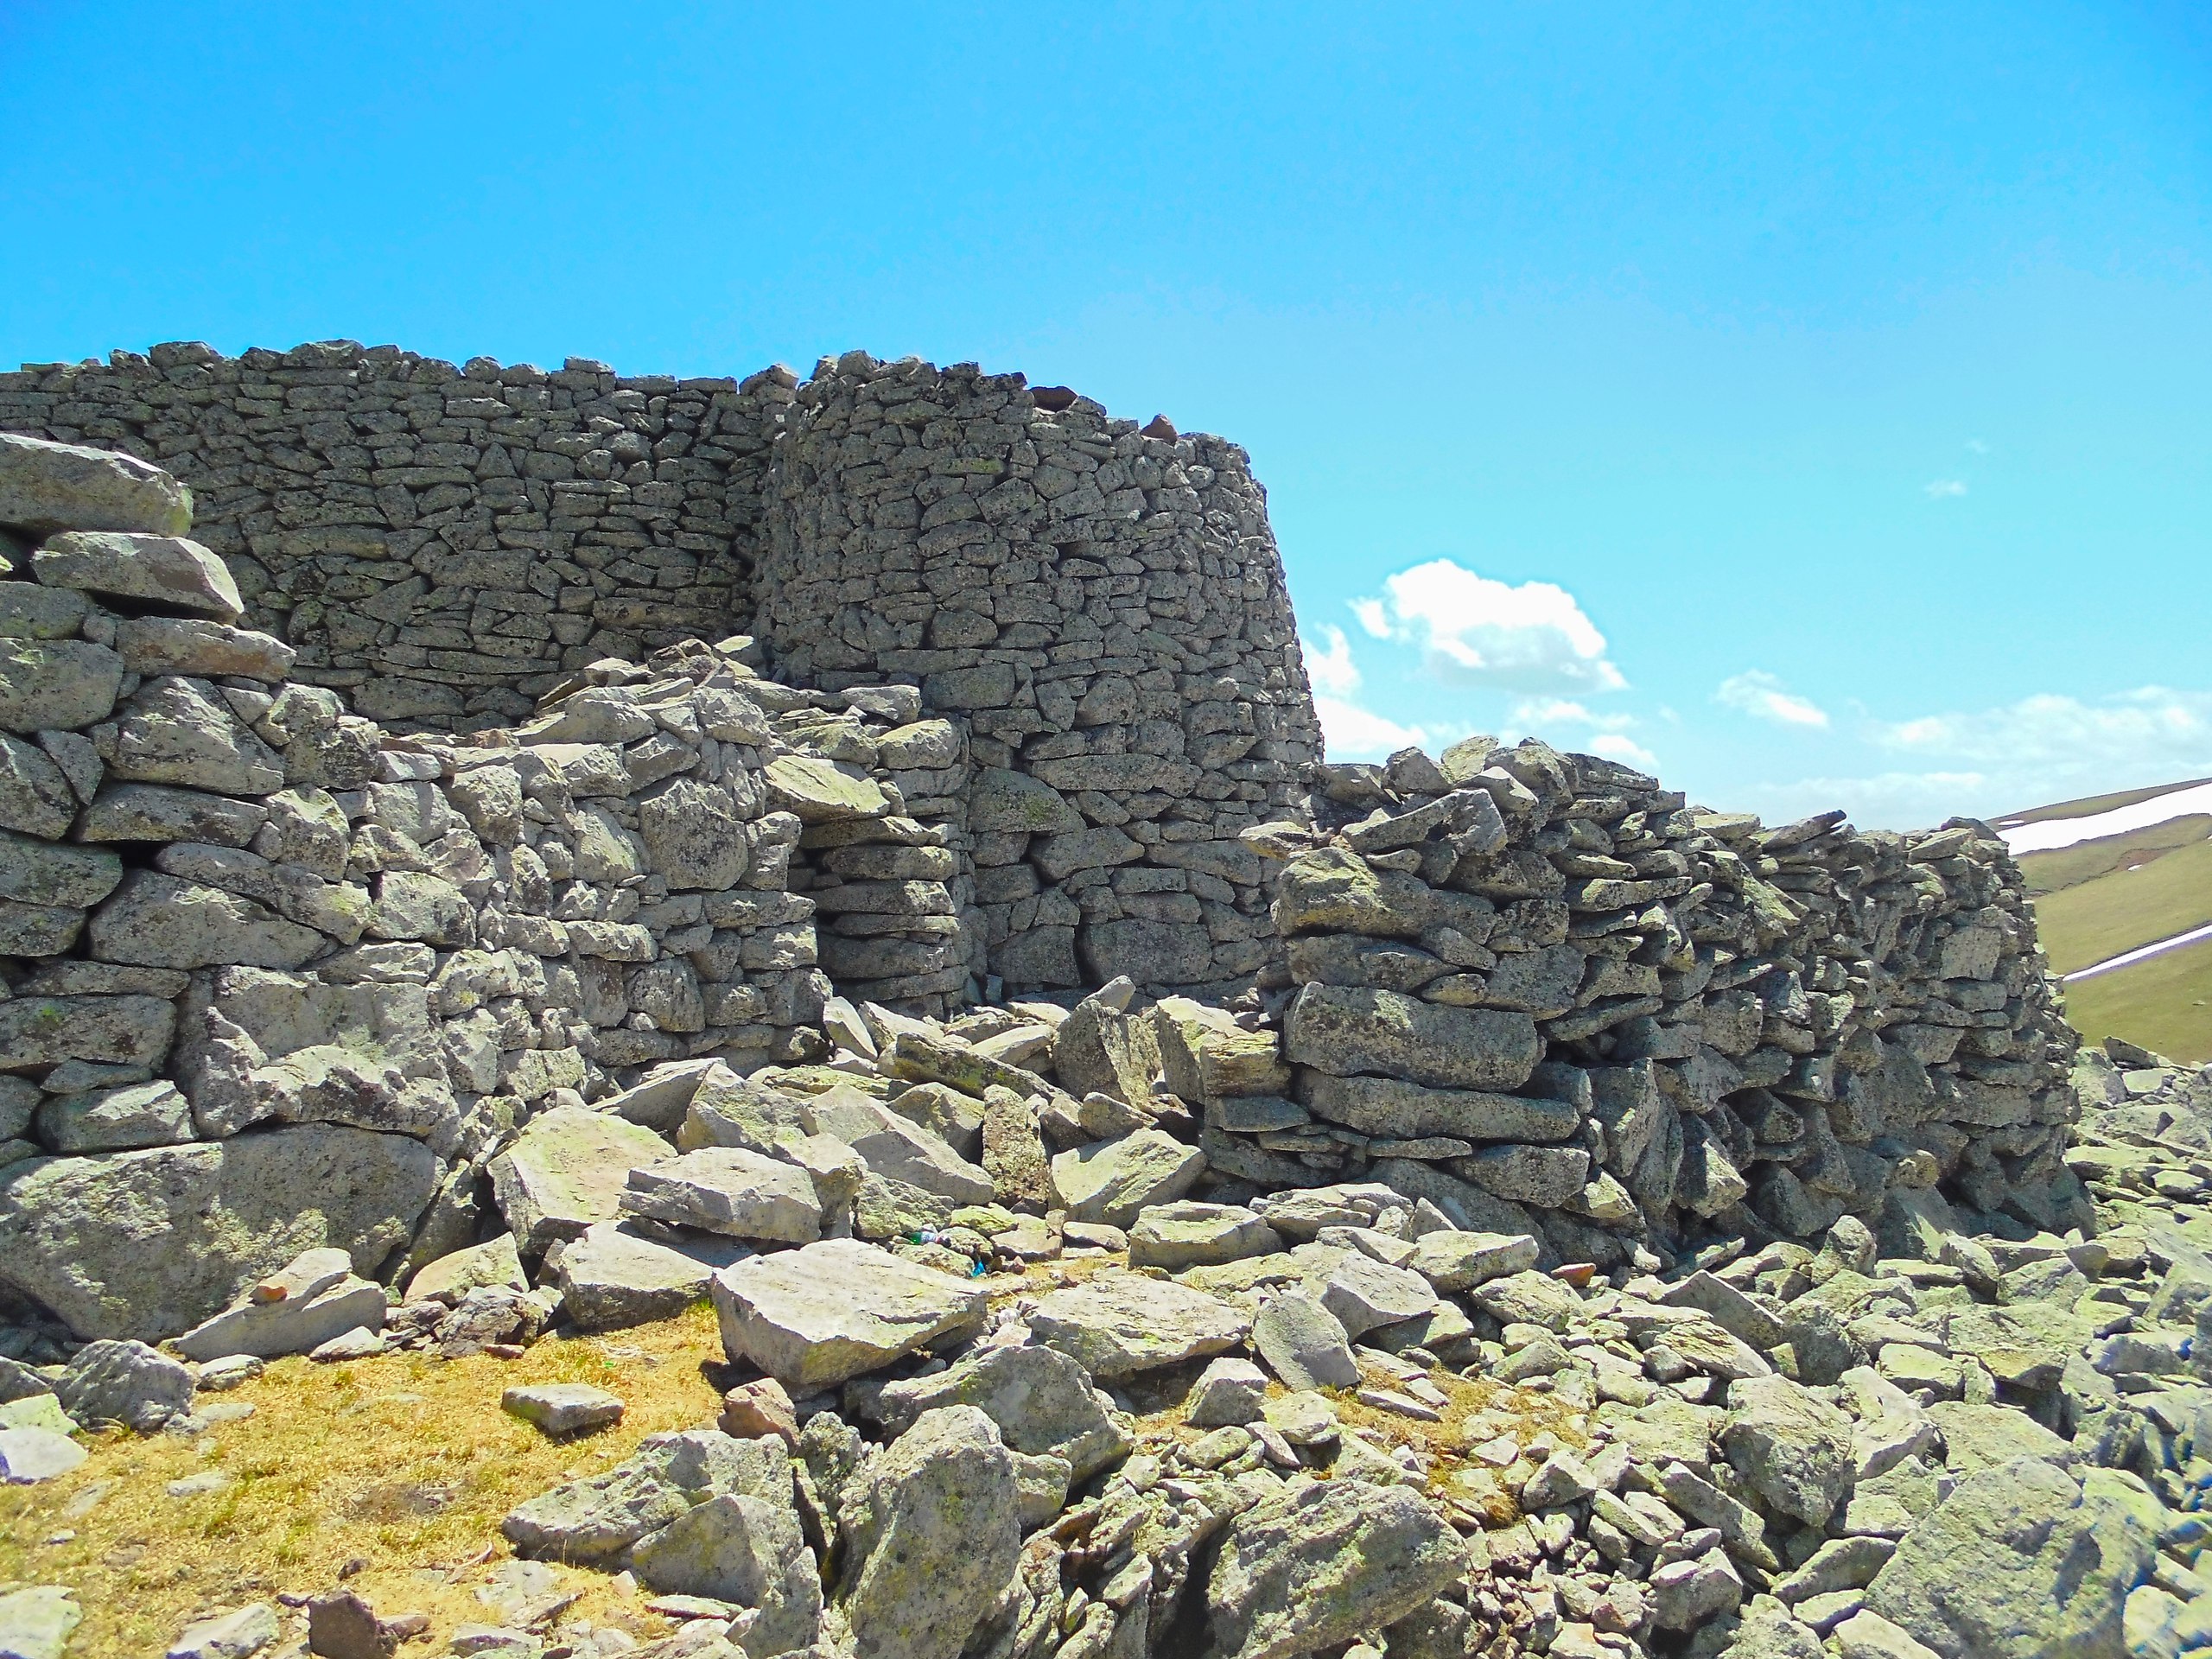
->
(0, 1303), (731, 1659)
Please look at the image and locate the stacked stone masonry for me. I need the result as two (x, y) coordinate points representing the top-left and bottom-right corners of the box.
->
(0, 343), (1320, 1001)
(0, 429), (980, 1340)
(1211, 738), (2084, 1272)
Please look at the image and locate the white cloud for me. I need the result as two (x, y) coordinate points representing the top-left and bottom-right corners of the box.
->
(1301, 625), (1362, 698)
(1878, 688), (2212, 766)
(1351, 559), (1626, 695)
(1742, 686), (2212, 830)
(1716, 671), (1830, 728)
(1314, 696), (1432, 760)
(1924, 479), (1968, 499)
(1589, 733), (1660, 769)
(1510, 697), (1637, 732)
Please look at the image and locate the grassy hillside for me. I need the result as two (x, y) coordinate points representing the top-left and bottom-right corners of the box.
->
(2061, 936), (2212, 1065)
(2017, 815), (2212, 897)
(2031, 835), (2212, 976)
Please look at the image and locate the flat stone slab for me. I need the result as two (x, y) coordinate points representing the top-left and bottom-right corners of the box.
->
(0, 431), (193, 537)
(621, 1147), (822, 1243)
(710, 1237), (987, 1391)
(549, 1221), (746, 1332)
(1027, 1268), (1250, 1379)
(489, 1105), (674, 1257)
(503, 1382), (626, 1436)
(0, 1427), (85, 1484)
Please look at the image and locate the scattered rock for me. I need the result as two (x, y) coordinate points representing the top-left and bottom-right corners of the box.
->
(503, 1382), (626, 1436)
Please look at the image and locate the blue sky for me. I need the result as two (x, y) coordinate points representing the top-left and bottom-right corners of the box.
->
(4, 3), (2209, 829)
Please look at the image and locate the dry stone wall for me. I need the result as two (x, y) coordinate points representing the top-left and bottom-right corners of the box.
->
(0, 430), (977, 1340)
(1203, 739), (2084, 1266)
(0, 342), (792, 730)
(755, 352), (1320, 1000)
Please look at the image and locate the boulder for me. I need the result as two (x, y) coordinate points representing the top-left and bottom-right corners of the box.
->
(1298, 1073), (1581, 1142)
(0, 638), (124, 732)
(1188, 1357), (1270, 1427)
(548, 1220), (740, 1332)
(35, 1080), (193, 1153)
(710, 1237), (988, 1391)
(621, 1148), (822, 1243)
(55, 1338), (195, 1430)
(869, 1343), (1128, 1480)
(1049, 1128), (1205, 1227)
(1406, 1229), (1540, 1292)
(1027, 1269), (1249, 1378)
(401, 1235), (527, 1305)
(0, 1586), (81, 1659)
(162, 1604), (278, 1659)
(835, 1405), (1020, 1659)
(1722, 1374), (1857, 1525)
(89, 871), (324, 970)
(487, 1105), (673, 1257)
(177, 1246), (386, 1361)
(804, 1084), (993, 1206)
(0, 430), (193, 536)
(763, 754), (888, 823)
(1253, 1290), (1359, 1389)
(632, 1493), (822, 1655)
(32, 531), (240, 615)
(503, 1428), (788, 1562)
(0, 1126), (435, 1339)
(1207, 1479), (1468, 1659)
(0, 1427), (86, 1484)
(1284, 984), (1541, 1092)
(1865, 1458), (2156, 1659)
(1128, 1200), (1283, 1269)
(502, 1382), (626, 1436)
(0, 993), (175, 1071)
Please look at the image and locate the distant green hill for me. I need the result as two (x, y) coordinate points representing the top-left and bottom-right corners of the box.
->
(2005, 779), (2212, 1064)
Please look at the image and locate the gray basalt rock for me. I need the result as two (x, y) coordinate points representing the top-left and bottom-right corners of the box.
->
(89, 870), (325, 969)
(488, 1105), (674, 1258)
(547, 1220), (741, 1332)
(1865, 1458), (2155, 1659)
(834, 1405), (1020, 1659)
(1207, 1479), (1467, 1659)
(1027, 1268), (1249, 1378)
(633, 1492), (823, 1655)
(0, 430), (194, 536)
(1284, 984), (1541, 1092)
(869, 1342), (1128, 1480)
(0, 1125), (435, 1339)
(55, 1338), (195, 1430)
(620, 1147), (822, 1243)
(177, 1247), (386, 1361)
(0, 638), (124, 733)
(711, 1237), (987, 1391)
(503, 1427), (789, 1562)
(1252, 1289), (1359, 1389)
(33, 531), (242, 616)
(1048, 1127), (1205, 1227)
(1722, 1373), (1858, 1526)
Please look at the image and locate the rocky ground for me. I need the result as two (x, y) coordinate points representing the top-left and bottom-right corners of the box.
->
(6, 1001), (2212, 1659)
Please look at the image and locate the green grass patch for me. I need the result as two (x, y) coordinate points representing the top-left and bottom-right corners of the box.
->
(2031, 835), (2212, 974)
(2017, 816), (2212, 897)
(2062, 936), (2212, 1065)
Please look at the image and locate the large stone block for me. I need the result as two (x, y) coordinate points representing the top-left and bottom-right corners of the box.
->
(0, 638), (124, 733)
(710, 1236), (988, 1390)
(0, 1125), (435, 1339)
(0, 433), (193, 537)
(33, 531), (242, 617)
(488, 1105), (674, 1257)
(1285, 984), (1541, 1092)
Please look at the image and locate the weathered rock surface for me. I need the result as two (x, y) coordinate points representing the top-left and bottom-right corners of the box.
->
(1208, 1479), (1467, 1659)
(0, 1126), (435, 1339)
(834, 1405), (1020, 1659)
(711, 1237), (987, 1391)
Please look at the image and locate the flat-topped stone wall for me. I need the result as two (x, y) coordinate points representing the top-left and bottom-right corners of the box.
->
(0, 342), (792, 730)
(755, 353), (1320, 999)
